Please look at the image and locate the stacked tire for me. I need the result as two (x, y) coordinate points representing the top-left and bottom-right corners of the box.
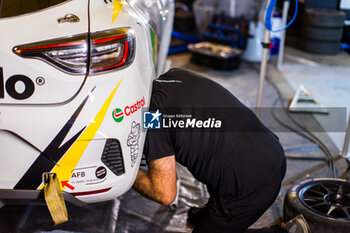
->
(300, 9), (346, 54)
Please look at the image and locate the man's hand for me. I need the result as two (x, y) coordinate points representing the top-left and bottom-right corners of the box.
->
(133, 155), (177, 206)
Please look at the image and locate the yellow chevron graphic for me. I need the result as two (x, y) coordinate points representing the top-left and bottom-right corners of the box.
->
(112, 0), (125, 24)
(38, 79), (123, 190)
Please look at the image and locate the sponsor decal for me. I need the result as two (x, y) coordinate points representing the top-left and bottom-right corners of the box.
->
(69, 166), (107, 187)
(0, 67), (36, 100)
(71, 171), (86, 178)
(143, 110), (222, 129)
(96, 166), (107, 179)
(112, 96), (145, 123)
(112, 108), (124, 122)
(127, 121), (141, 167)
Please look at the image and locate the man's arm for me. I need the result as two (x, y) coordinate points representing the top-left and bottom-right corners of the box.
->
(133, 155), (177, 206)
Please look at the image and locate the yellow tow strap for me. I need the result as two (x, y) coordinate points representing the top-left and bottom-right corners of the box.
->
(43, 173), (68, 225)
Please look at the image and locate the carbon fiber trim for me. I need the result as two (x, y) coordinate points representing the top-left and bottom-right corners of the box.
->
(101, 139), (125, 176)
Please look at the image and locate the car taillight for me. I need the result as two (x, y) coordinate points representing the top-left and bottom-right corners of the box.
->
(13, 34), (88, 74)
(13, 28), (135, 75)
(90, 28), (135, 74)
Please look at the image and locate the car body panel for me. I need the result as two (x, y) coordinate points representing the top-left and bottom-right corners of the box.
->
(0, 0), (174, 204)
(0, 0), (89, 105)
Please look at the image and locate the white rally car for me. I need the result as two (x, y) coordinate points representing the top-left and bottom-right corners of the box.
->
(0, 0), (174, 206)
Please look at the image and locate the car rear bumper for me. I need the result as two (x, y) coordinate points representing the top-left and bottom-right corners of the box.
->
(0, 189), (85, 207)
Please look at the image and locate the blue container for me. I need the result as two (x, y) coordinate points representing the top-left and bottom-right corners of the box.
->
(270, 37), (281, 56)
(270, 13), (282, 56)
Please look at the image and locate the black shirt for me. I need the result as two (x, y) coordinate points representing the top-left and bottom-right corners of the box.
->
(144, 68), (285, 202)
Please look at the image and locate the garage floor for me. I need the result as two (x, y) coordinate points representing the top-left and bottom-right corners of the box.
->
(1, 46), (349, 233)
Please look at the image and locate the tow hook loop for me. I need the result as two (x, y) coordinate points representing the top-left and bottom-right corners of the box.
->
(43, 173), (68, 225)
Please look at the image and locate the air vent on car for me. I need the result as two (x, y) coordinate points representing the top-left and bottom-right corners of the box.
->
(101, 139), (125, 176)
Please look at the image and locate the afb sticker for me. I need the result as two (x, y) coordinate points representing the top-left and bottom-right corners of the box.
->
(70, 166), (107, 186)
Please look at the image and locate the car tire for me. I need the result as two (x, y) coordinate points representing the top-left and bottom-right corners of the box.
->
(283, 178), (350, 233)
(299, 39), (340, 54)
(301, 26), (344, 41)
(304, 9), (346, 28)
